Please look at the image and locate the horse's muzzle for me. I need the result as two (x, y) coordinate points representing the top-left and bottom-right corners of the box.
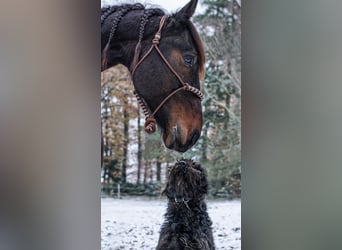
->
(164, 126), (200, 152)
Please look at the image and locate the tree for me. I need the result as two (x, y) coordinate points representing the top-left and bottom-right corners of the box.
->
(101, 65), (138, 186)
(136, 111), (142, 185)
(100, 1), (241, 197)
(187, 0), (241, 196)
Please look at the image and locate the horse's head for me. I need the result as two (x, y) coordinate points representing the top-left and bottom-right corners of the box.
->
(132, 0), (204, 152)
(101, 0), (204, 152)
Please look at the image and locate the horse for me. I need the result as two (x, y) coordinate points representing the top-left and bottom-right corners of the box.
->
(101, 0), (205, 153)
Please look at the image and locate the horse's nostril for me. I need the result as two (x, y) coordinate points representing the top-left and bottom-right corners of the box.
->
(167, 127), (201, 152)
(189, 130), (200, 146)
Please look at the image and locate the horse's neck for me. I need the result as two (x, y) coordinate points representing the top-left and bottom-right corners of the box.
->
(102, 42), (134, 71)
(101, 13), (160, 72)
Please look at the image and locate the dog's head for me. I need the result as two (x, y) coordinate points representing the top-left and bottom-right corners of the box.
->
(162, 159), (208, 202)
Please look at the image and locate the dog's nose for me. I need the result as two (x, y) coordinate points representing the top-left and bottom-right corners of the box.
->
(178, 160), (187, 172)
(178, 160), (186, 166)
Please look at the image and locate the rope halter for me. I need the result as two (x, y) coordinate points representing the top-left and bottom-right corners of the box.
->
(130, 15), (204, 134)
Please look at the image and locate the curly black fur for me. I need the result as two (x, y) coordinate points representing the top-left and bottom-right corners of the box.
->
(157, 159), (215, 250)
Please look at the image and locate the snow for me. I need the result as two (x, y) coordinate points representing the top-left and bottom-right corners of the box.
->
(101, 197), (241, 249)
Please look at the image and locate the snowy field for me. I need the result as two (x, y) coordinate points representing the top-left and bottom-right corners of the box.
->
(101, 197), (241, 250)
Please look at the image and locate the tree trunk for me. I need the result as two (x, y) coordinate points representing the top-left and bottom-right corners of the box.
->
(136, 111), (142, 185)
(156, 157), (161, 182)
(122, 95), (129, 183)
(225, 94), (231, 129)
(103, 167), (108, 183)
(149, 161), (153, 182)
(165, 162), (170, 182)
(143, 160), (148, 185)
(201, 123), (209, 162)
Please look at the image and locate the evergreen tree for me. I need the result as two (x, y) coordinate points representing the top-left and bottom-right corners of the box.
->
(188, 0), (241, 197)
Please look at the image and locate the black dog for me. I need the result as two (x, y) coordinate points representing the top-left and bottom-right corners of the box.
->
(156, 159), (215, 250)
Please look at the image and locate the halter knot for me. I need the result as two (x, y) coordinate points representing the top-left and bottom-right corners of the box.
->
(144, 117), (157, 133)
(152, 33), (161, 45)
(184, 83), (204, 101)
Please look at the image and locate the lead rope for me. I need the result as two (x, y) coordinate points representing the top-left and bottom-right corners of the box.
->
(131, 15), (204, 134)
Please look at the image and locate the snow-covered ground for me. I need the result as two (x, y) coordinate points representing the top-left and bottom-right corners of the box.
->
(101, 197), (241, 250)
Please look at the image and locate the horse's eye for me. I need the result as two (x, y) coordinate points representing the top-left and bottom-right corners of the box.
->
(184, 56), (194, 67)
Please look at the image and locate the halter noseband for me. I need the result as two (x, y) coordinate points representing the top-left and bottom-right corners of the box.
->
(130, 16), (204, 134)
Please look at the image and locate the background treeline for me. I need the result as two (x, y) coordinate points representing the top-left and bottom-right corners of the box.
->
(101, 0), (241, 198)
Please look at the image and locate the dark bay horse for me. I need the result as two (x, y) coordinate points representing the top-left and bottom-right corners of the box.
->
(101, 0), (205, 153)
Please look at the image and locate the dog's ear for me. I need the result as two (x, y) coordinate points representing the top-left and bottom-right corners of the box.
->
(200, 170), (208, 195)
(192, 161), (201, 170)
(161, 184), (170, 197)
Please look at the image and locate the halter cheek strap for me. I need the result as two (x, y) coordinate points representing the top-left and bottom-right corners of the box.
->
(130, 15), (204, 134)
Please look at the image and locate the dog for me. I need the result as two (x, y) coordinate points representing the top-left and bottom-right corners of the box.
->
(156, 159), (215, 250)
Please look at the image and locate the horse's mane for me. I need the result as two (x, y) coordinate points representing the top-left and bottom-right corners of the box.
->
(101, 3), (205, 78)
(101, 3), (165, 14)
(101, 3), (165, 25)
(187, 21), (205, 80)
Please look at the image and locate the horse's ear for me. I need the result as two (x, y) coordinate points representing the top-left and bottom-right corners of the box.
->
(175, 0), (198, 21)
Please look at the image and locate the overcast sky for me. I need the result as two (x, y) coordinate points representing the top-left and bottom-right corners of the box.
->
(101, 0), (205, 14)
